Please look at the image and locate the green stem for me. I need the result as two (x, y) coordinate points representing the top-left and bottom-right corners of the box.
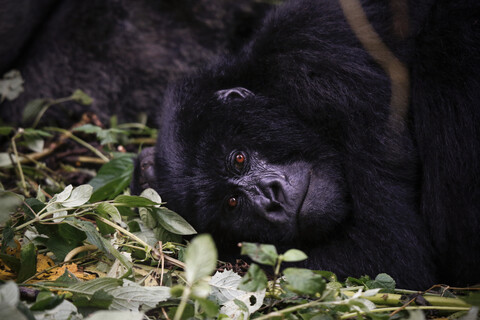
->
(45, 127), (110, 162)
(255, 299), (323, 320)
(14, 204), (95, 231)
(97, 216), (186, 269)
(174, 286), (192, 320)
(116, 123), (148, 130)
(340, 306), (471, 319)
(32, 96), (75, 128)
(11, 130), (29, 196)
(96, 216), (150, 248)
(342, 291), (471, 308)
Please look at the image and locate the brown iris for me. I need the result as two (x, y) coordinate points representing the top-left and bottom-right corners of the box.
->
(235, 153), (245, 164)
(227, 197), (238, 208)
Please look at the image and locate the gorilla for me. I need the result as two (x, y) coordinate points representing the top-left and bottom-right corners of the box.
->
(132, 0), (480, 289)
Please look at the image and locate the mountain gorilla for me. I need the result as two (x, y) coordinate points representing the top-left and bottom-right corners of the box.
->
(132, 0), (480, 289)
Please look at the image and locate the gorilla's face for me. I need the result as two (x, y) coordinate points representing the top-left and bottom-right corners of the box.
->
(152, 84), (349, 248)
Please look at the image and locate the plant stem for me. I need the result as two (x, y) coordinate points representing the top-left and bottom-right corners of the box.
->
(342, 291), (471, 308)
(255, 299), (323, 320)
(174, 286), (192, 320)
(96, 216), (185, 269)
(32, 96), (73, 128)
(11, 130), (29, 196)
(45, 127), (110, 162)
(340, 306), (471, 319)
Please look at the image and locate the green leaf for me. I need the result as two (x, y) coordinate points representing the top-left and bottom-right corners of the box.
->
(404, 310), (426, 320)
(238, 264), (268, 292)
(31, 300), (78, 320)
(0, 152), (15, 167)
(0, 281), (20, 306)
(151, 207), (197, 235)
(196, 298), (220, 318)
(283, 268), (326, 296)
(70, 278), (170, 311)
(23, 198), (45, 218)
(24, 137), (44, 153)
(170, 285), (184, 298)
(462, 292), (480, 307)
(233, 299), (249, 312)
(209, 270), (242, 304)
(72, 289), (113, 309)
(22, 128), (53, 138)
(152, 225), (182, 244)
(184, 234), (218, 284)
(35, 223), (86, 261)
(0, 70), (24, 101)
(17, 242), (37, 283)
(86, 311), (144, 320)
(22, 99), (48, 124)
(366, 273), (396, 291)
(96, 203), (122, 223)
(113, 195), (159, 207)
(240, 242), (278, 266)
(53, 185), (73, 203)
(2, 224), (16, 250)
(89, 156), (134, 202)
(191, 280), (211, 299)
(71, 89), (93, 106)
(65, 219), (132, 268)
(0, 126), (14, 136)
(95, 217), (116, 235)
(139, 188), (162, 203)
(282, 249), (308, 262)
(0, 253), (21, 271)
(30, 291), (64, 311)
(209, 269), (266, 318)
(47, 202), (68, 223)
(0, 191), (24, 226)
(74, 124), (101, 134)
(69, 277), (123, 294)
(61, 184), (93, 207)
(0, 282), (29, 320)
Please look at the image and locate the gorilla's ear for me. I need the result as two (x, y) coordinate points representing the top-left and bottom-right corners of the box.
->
(215, 87), (254, 101)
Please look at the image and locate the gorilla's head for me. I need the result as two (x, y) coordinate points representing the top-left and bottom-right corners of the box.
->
(151, 80), (349, 248)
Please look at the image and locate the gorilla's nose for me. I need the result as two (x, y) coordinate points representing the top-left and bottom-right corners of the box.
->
(253, 176), (290, 222)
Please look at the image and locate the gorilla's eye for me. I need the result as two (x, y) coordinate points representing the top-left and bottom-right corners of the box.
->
(227, 196), (238, 208)
(235, 153), (245, 164)
(231, 151), (248, 173)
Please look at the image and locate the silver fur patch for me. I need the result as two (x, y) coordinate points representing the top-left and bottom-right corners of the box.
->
(215, 87), (254, 101)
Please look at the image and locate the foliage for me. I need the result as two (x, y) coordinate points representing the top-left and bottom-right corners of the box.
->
(0, 87), (478, 319)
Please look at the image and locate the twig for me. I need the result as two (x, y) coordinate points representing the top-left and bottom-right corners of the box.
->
(64, 244), (98, 262)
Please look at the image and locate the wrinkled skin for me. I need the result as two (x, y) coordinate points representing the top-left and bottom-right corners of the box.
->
(133, 0), (480, 289)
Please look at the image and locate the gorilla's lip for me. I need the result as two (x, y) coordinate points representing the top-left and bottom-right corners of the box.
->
(296, 169), (312, 218)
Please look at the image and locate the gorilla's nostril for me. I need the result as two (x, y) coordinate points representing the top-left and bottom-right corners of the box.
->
(259, 177), (287, 204)
(266, 201), (283, 214)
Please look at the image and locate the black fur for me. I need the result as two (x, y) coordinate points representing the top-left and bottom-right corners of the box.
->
(0, 0), (272, 126)
(134, 0), (480, 289)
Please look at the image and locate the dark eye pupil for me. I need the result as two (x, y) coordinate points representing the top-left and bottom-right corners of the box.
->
(228, 197), (238, 208)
